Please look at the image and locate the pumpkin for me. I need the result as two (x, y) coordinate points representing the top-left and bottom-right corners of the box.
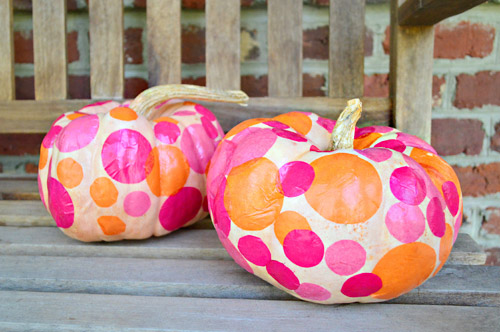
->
(38, 85), (248, 242)
(206, 99), (462, 304)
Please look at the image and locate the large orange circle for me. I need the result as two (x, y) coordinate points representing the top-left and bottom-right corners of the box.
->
(225, 157), (284, 231)
(39, 146), (48, 170)
(146, 146), (190, 197)
(305, 153), (382, 224)
(90, 177), (118, 207)
(273, 112), (312, 136)
(57, 158), (83, 189)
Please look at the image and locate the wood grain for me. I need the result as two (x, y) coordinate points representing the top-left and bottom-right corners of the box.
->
(268, 0), (303, 97)
(147, 0), (181, 86)
(0, 201), (53, 226)
(389, 0), (434, 142)
(32, 0), (67, 100)
(0, 179), (39, 200)
(89, 0), (124, 98)
(399, 0), (486, 26)
(206, 0), (240, 90)
(329, 0), (365, 98)
(0, 0), (14, 100)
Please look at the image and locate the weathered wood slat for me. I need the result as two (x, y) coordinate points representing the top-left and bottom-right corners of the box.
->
(0, 179), (39, 200)
(268, 0), (303, 97)
(398, 0), (487, 26)
(0, 97), (391, 133)
(0, 0), (14, 100)
(147, 0), (181, 85)
(206, 0), (240, 90)
(89, 0), (124, 98)
(32, 0), (67, 100)
(0, 256), (498, 306)
(0, 226), (486, 265)
(2, 292), (499, 332)
(389, 0), (434, 142)
(329, 0), (365, 98)
(0, 201), (53, 226)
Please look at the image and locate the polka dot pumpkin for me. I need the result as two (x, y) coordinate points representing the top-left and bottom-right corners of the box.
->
(206, 99), (462, 304)
(38, 85), (248, 242)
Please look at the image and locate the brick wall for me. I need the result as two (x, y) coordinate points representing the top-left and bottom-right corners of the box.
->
(2, 0), (500, 263)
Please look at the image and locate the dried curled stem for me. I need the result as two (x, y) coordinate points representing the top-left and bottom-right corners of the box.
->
(329, 98), (363, 150)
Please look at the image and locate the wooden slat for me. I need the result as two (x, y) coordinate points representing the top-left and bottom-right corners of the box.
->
(89, 0), (124, 98)
(206, 0), (240, 90)
(0, 226), (486, 265)
(0, 0), (14, 100)
(399, 0), (487, 26)
(2, 292), (499, 332)
(0, 201), (53, 226)
(147, 0), (181, 85)
(0, 179), (39, 200)
(32, 0), (67, 100)
(0, 97), (391, 134)
(328, 0), (365, 98)
(1, 256), (498, 306)
(389, 0), (433, 142)
(268, 0), (303, 97)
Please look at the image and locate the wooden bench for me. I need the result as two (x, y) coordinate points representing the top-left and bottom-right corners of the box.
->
(1, 0), (498, 330)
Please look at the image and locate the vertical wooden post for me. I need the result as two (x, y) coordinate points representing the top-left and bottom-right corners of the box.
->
(0, 0), (14, 100)
(390, 0), (434, 142)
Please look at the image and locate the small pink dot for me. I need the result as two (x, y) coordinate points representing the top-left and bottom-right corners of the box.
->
(390, 166), (426, 206)
(341, 273), (382, 297)
(154, 121), (180, 144)
(310, 145), (321, 152)
(427, 196), (446, 237)
(194, 104), (216, 121)
(159, 187), (202, 231)
(264, 121), (289, 129)
(295, 283), (331, 301)
(173, 110), (196, 116)
(124, 191), (151, 217)
(442, 181), (459, 216)
(238, 235), (272, 266)
(266, 260), (300, 290)
(325, 240), (366, 276)
(374, 139), (406, 153)
(217, 230), (253, 274)
(357, 148), (392, 162)
(42, 125), (63, 148)
(316, 117), (336, 133)
(279, 161), (315, 197)
(284, 230), (324, 268)
(385, 202), (425, 243)
(201, 116), (219, 139)
(272, 128), (307, 142)
(56, 115), (99, 152)
(48, 177), (74, 229)
(355, 126), (393, 139)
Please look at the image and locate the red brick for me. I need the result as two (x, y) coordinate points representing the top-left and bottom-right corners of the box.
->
(182, 0), (205, 9)
(434, 21), (495, 59)
(491, 122), (500, 153)
(454, 71), (500, 109)
(13, 0), (31, 10)
(431, 118), (484, 156)
(382, 26), (390, 55)
(25, 162), (38, 174)
(67, 31), (79, 63)
(364, 74), (389, 98)
(182, 25), (205, 64)
(134, 0), (146, 8)
(486, 248), (500, 266)
(125, 28), (143, 65)
(181, 76), (206, 86)
(0, 163), (3, 173)
(483, 207), (500, 235)
(15, 76), (34, 100)
(432, 75), (445, 108)
(452, 162), (500, 197)
(68, 75), (90, 99)
(0, 134), (44, 155)
(124, 77), (148, 99)
(241, 75), (267, 97)
(303, 26), (373, 60)
(14, 31), (33, 64)
(303, 74), (325, 97)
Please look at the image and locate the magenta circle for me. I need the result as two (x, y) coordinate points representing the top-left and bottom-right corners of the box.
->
(154, 121), (180, 144)
(38, 174), (46, 209)
(374, 139), (406, 153)
(341, 273), (383, 297)
(47, 177), (74, 228)
(238, 235), (272, 266)
(272, 128), (307, 142)
(454, 210), (462, 244)
(55, 114), (99, 152)
(357, 148), (392, 162)
(101, 129), (152, 184)
(442, 181), (459, 216)
(212, 177), (231, 236)
(124, 191), (151, 217)
(385, 202), (425, 243)
(202, 196), (208, 212)
(201, 116), (219, 139)
(310, 145), (321, 152)
(217, 231), (253, 274)
(284, 230), (324, 268)
(279, 161), (315, 197)
(266, 260), (300, 290)
(396, 132), (437, 154)
(427, 196), (446, 237)
(180, 124), (216, 174)
(316, 117), (336, 133)
(325, 240), (366, 276)
(295, 283), (331, 301)
(229, 127), (277, 169)
(355, 125), (393, 139)
(264, 121), (289, 129)
(173, 110), (196, 116)
(159, 187), (202, 231)
(390, 166), (426, 205)
(43, 125), (63, 148)
(194, 104), (216, 121)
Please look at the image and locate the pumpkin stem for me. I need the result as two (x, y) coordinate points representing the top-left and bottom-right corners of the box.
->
(129, 84), (249, 120)
(329, 98), (362, 150)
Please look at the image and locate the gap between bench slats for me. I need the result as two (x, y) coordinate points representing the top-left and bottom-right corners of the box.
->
(0, 0), (14, 101)
(1, 291), (499, 332)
